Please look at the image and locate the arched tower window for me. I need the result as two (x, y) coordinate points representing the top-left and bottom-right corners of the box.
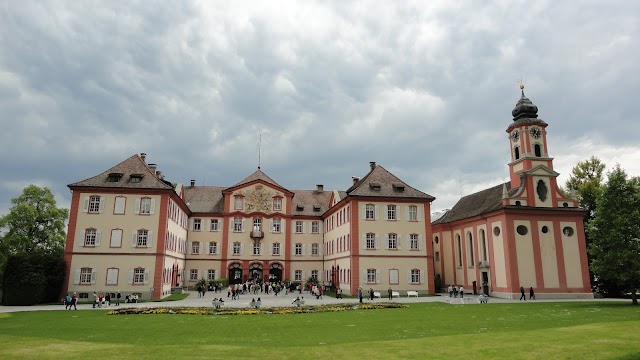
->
(534, 144), (542, 157)
(514, 146), (520, 160)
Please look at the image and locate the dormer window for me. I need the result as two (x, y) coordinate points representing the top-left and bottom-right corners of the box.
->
(130, 174), (144, 183)
(370, 183), (381, 191)
(392, 183), (405, 192)
(296, 205), (304, 211)
(313, 205), (321, 212)
(108, 173), (123, 182)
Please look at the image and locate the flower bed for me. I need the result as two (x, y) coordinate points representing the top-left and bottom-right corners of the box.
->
(106, 302), (406, 316)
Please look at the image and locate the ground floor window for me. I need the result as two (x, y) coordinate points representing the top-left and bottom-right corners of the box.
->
(208, 270), (216, 280)
(80, 268), (92, 284)
(367, 269), (376, 284)
(134, 268), (145, 284)
(295, 270), (302, 281)
(190, 269), (198, 281)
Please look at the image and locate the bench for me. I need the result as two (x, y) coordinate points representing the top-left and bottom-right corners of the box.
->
(292, 299), (306, 307)
(373, 292), (381, 298)
(250, 301), (262, 309)
(392, 291), (400, 298)
(407, 291), (419, 297)
(212, 300), (225, 309)
(478, 295), (489, 304)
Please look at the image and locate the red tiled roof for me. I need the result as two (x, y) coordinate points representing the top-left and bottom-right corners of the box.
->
(347, 165), (435, 200)
(68, 155), (173, 190)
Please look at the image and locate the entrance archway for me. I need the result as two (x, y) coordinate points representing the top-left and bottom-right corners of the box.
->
(269, 262), (283, 282)
(228, 263), (243, 285)
(249, 262), (263, 282)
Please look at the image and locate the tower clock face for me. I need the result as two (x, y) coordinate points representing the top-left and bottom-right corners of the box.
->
(530, 127), (542, 139)
(511, 130), (520, 142)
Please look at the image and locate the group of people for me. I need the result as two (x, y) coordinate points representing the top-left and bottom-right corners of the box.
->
(63, 292), (78, 310)
(447, 285), (465, 298)
(520, 286), (535, 300)
(226, 280), (290, 300)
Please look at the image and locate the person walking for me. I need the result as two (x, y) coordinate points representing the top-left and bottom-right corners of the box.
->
(529, 287), (536, 300)
(448, 285), (453, 298)
(519, 286), (526, 301)
(116, 290), (121, 306)
(388, 287), (393, 300)
(71, 292), (77, 310)
(64, 294), (71, 310)
(369, 288), (374, 301)
(460, 286), (464, 298)
(92, 291), (98, 308)
(358, 287), (363, 303)
(105, 292), (111, 307)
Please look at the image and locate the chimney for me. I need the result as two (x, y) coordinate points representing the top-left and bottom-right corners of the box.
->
(140, 153), (147, 163)
(369, 161), (376, 171)
(190, 179), (196, 188)
(352, 176), (360, 185)
(156, 170), (163, 179)
(148, 163), (157, 173)
(316, 184), (324, 193)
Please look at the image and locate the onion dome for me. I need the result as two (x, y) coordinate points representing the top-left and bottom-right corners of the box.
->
(512, 85), (538, 121)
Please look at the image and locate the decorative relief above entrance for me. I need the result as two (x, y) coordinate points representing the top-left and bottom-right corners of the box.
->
(243, 185), (274, 212)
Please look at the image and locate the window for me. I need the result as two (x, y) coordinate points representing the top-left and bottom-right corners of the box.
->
(190, 269), (198, 281)
(480, 229), (487, 261)
(84, 229), (97, 246)
(272, 242), (280, 256)
(367, 269), (376, 284)
(435, 251), (440, 261)
(409, 205), (417, 221)
(311, 270), (318, 280)
(311, 221), (319, 233)
(410, 234), (419, 250)
(130, 175), (143, 183)
(234, 217), (242, 232)
(80, 268), (92, 284)
(207, 270), (216, 280)
(411, 269), (420, 283)
(515, 146), (520, 160)
(137, 230), (148, 247)
(253, 218), (262, 232)
(134, 268), (145, 284)
(253, 242), (261, 255)
(208, 242), (218, 254)
(192, 241), (200, 254)
(210, 219), (219, 231)
(517, 225), (528, 235)
(272, 219), (281, 233)
(295, 243), (302, 256)
(114, 196), (126, 214)
(534, 144), (542, 157)
(563, 227), (574, 237)
(366, 204), (374, 220)
(456, 234), (462, 266)
(311, 243), (319, 256)
(388, 233), (397, 249)
(89, 196), (101, 213)
(106, 268), (118, 285)
(295, 221), (303, 233)
(234, 196), (243, 210)
(468, 233), (474, 267)
(193, 219), (201, 231)
(273, 198), (282, 211)
(107, 173), (123, 182)
(387, 205), (396, 220)
(366, 233), (375, 250)
(110, 229), (122, 247)
(140, 197), (151, 215)
(294, 270), (302, 281)
(389, 269), (399, 285)
(233, 242), (241, 255)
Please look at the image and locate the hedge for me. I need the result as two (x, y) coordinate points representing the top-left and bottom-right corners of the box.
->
(1, 253), (65, 305)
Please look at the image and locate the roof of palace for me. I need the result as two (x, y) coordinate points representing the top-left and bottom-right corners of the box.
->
(432, 182), (510, 224)
(230, 169), (285, 190)
(346, 165), (435, 200)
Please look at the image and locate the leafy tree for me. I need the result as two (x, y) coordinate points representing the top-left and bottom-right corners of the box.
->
(588, 165), (640, 305)
(565, 156), (606, 220)
(0, 185), (69, 282)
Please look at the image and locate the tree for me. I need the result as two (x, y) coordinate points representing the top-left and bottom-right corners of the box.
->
(0, 185), (69, 282)
(565, 156), (606, 220)
(588, 165), (640, 305)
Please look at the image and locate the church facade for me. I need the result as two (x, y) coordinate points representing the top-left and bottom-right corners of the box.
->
(63, 90), (592, 300)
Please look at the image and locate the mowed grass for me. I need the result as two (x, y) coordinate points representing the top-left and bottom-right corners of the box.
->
(1, 302), (639, 359)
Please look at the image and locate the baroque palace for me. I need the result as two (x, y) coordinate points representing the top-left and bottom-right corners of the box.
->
(63, 89), (593, 300)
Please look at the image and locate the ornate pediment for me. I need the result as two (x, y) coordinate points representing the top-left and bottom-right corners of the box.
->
(242, 185), (274, 213)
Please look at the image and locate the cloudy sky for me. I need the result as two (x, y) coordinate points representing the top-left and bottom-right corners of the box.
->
(1, 1), (639, 217)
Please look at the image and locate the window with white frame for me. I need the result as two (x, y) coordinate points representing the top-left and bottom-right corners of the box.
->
(295, 243), (302, 255)
(295, 221), (303, 233)
(234, 196), (243, 210)
(110, 229), (122, 247)
(190, 269), (198, 281)
(80, 268), (92, 284)
(411, 269), (420, 283)
(435, 251), (440, 261)
(410, 234), (419, 250)
(192, 241), (200, 254)
(210, 219), (219, 231)
(253, 242), (260, 255)
(272, 242), (280, 256)
(207, 269), (216, 280)
(89, 196), (101, 213)
(106, 268), (118, 285)
(311, 270), (318, 280)
(253, 218), (262, 232)
(389, 269), (399, 285)
(409, 205), (417, 221)
(137, 230), (148, 247)
(367, 269), (376, 284)
(273, 198), (282, 211)
(387, 205), (396, 220)
(272, 219), (281, 233)
(208, 242), (217, 254)
(365, 204), (374, 220)
(193, 219), (201, 231)
(233, 217), (242, 232)
(84, 228), (97, 246)
(233, 242), (241, 255)
(311, 243), (319, 256)
(294, 270), (302, 281)
(366, 233), (375, 249)
(388, 233), (397, 249)
(114, 196), (126, 214)
(312, 221), (319, 233)
(134, 268), (145, 284)
(140, 197), (151, 215)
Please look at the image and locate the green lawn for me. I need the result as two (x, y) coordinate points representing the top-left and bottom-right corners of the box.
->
(0, 302), (639, 359)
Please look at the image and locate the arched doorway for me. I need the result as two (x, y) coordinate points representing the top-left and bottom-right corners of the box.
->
(269, 262), (283, 282)
(249, 262), (263, 282)
(228, 263), (243, 285)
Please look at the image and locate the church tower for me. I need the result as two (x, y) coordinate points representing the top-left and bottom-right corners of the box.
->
(504, 85), (577, 208)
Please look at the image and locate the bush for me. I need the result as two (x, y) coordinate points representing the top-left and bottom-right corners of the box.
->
(2, 253), (65, 305)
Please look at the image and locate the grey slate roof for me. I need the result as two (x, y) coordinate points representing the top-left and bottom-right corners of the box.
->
(346, 165), (435, 200)
(231, 169), (285, 190)
(291, 190), (332, 217)
(432, 182), (509, 224)
(68, 154), (173, 190)
(184, 186), (225, 213)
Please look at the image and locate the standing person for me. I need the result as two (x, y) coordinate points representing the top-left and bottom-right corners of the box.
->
(448, 285), (453, 298)
(116, 291), (121, 306)
(453, 286), (458, 298)
(105, 292), (111, 307)
(519, 286), (526, 301)
(92, 291), (98, 308)
(529, 287), (536, 300)
(98, 292), (104, 308)
(64, 294), (71, 310)
(388, 287), (393, 300)
(460, 286), (464, 299)
(358, 287), (363, 303)
(369, 288), (374, 301)
(71, 292), (77, 310)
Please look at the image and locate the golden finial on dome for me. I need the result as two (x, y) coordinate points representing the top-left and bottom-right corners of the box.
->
(517, 77), (525, 90)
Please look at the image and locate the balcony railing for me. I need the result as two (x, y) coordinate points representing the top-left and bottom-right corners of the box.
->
(250, 230), (264, 240)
